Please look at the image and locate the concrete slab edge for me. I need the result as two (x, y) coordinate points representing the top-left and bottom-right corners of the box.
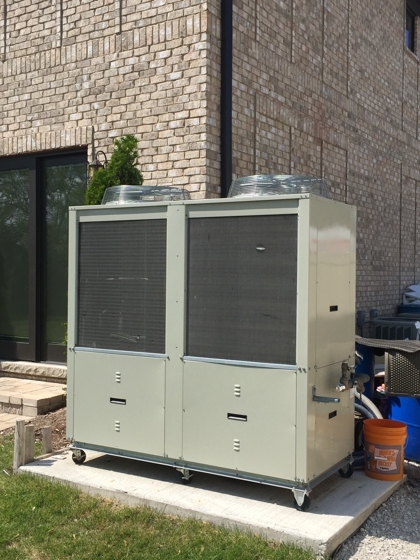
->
(324, 476), (406, 558)
(18, 460), (405, 559)
(19, 462), (323, 557)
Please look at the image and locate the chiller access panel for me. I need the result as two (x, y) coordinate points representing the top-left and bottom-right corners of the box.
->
(66, 188), (357, 510)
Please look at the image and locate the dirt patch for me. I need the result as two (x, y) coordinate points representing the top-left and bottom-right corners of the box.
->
(1, 407), (68, 453)
(31, 407), (68, 452)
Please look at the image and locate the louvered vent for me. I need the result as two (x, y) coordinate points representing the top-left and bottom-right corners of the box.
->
(77, 220), (166, 353)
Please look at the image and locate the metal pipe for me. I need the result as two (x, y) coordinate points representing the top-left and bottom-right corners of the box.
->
(220, 0), (233, 198)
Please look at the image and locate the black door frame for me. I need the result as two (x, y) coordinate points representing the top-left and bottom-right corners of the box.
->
(0, 148), (87, 363)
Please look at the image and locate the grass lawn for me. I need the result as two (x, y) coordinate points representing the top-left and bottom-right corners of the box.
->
(0, 433), (316, 560)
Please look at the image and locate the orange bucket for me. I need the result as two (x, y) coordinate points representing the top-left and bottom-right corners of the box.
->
(363, 419), (407, 481)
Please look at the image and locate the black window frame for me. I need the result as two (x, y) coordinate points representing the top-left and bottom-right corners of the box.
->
(406, 1), (420, 52)
(406, 6), (416, 51)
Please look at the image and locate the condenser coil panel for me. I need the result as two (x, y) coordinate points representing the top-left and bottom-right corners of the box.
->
(77, 219), (166, 353)
(187, 214), (298, 364)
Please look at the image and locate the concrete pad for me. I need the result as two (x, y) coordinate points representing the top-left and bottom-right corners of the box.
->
(0, 412), (32, 431)
(0, 378), (59, 390)
(22, 397), (51, 407)
(50, 394), (66, 404)
(9, 395), (25, 405)
(0, 360), (67, 383)
(6, 381), (33, 389)
(28, 389), (60, 399)
(19, 382), (54, 393)
(0, 377), (65, 416)
(0, 381), (19, 389)
(31, 386), (61, 394)
(22, 405), (38, 417)
(15, 379), (42, 393)
(19, 450), (403, 557)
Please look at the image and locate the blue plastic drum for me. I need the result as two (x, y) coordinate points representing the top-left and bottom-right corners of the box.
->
(388, 396), (420, 462)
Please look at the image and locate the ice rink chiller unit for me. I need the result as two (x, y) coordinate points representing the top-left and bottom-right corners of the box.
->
(67, 193), (357, 509)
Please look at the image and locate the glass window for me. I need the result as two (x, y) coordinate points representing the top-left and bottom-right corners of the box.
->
(406, 8), (416, 51)
(45, 162), (87, 346)
(0, 169), (30, 342)
(0, 151), (87, 362)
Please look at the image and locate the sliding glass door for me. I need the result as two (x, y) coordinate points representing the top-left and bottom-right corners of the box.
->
(0, 168), (30, 347)
(0, 151), (87, 362)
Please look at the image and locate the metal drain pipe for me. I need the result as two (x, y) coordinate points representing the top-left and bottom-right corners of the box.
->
(220, 0), (233, 198)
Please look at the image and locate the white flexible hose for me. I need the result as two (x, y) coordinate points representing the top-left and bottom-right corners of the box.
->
(357, 392), (383, 419)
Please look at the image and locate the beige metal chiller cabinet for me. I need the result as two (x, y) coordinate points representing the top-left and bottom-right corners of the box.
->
(66, 193), (357, 509)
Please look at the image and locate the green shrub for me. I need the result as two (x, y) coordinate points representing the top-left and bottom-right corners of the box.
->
(85, 135), (143, 205)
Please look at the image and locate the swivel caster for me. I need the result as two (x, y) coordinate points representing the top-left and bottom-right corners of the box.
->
(181, 476), (193, 485)
(292, 489), (311, 512)
(338, 463), (354, 479)
(176, 467), (193, 484)
(72, 450), (86, 465)
(293, 495), (311, 512)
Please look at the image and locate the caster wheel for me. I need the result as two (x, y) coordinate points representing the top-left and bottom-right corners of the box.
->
(181, 476), (193, 485)
(176, 467), (193, 484)
(294, 495), (310, 512)
(72, 450), (86, 465)
(180, 471), (194, 484)
(338, 463), (354, 478)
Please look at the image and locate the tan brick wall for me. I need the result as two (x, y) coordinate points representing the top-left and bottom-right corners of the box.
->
(0, 0), (220, 198)
(231, 0), (420, 316)
(2, 0), (420, 314)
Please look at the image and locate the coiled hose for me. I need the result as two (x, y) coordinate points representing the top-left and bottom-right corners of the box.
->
(354, 402), (374, 419)
(356, 391), (383, 419)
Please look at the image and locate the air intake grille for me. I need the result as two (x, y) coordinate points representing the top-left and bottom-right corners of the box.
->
(77, 220), (166, 353)
(387, 351), (420, 396)
(186, 215), (298, 364)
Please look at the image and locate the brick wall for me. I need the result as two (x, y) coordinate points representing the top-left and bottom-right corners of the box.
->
(1, 0), (420, 314)
(0, 0), (219, 198)
(231, 0), (420, 316)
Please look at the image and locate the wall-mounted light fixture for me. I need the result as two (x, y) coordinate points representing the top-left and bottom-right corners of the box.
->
(88, 150), (108, 177)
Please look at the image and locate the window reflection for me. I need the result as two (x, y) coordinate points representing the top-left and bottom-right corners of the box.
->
(0, 169), (30, 341)
(45, 163), (86, 344)
(406, 8), (415, 51)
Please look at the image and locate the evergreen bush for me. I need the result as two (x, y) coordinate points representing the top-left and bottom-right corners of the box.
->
(85, 135), (143, 205)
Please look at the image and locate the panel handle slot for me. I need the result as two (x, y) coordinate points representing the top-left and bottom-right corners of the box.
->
(227, 413), (247, 421)
(110, 398), (126, 405)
